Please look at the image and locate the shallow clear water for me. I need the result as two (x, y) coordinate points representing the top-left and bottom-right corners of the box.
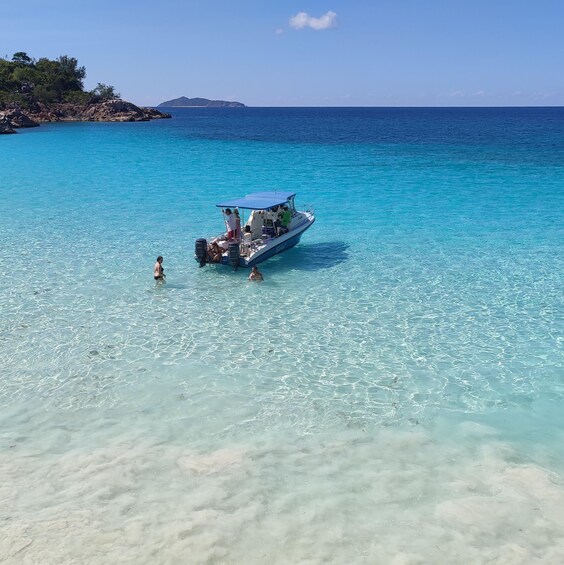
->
(1, 108), (563, 563)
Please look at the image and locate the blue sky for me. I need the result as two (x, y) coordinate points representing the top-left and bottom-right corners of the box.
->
(3, 0), (563, 106)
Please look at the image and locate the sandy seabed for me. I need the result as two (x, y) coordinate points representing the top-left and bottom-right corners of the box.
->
(2, 420), (564, 565)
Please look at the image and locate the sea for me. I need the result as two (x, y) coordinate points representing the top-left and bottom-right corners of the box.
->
(1, 107), (563, 564)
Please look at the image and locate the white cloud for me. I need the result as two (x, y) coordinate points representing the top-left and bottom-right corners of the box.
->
(289, 11), (337, 31)
(445, 90), (464, 98)
(275, 28), (284, 35)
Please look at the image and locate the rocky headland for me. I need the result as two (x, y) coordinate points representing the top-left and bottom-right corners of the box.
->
(1, 52), (172, 134)
(0, 99), (170, 134)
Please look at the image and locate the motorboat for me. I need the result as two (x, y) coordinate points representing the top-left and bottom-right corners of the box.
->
(194, 191), (315, 269)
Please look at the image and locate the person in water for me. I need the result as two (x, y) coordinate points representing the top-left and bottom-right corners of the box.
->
(154, 256), (165, 281)
(248, 265), (264, 282)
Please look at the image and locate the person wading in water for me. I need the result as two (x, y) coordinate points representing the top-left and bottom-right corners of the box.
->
(154, 256), (166, 281)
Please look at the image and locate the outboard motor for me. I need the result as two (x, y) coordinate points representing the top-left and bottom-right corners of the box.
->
(195, 238), (207, 267)
(228, 241), (240, 270)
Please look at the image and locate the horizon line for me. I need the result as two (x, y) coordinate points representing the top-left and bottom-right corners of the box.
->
(152, 104), (564, 109)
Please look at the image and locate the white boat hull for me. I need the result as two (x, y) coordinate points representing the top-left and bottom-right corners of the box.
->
(196, 211), (315, 268)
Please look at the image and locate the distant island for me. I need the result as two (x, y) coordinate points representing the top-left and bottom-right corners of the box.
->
(158, 96), (245, 108)
(0, 52), (170, 134)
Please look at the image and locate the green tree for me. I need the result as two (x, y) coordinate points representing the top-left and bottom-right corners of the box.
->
(0, 58), (16, 92)
(12, 52), (33, 65)
(63, 90), (91, 104)
(92, 83), (120, 100)
(0, 52), (121, 106)
(33, 85), (57, 103)
(12, 65), (38, 85)
(35, 57), (59, 83)
(56, 55), (86, 92)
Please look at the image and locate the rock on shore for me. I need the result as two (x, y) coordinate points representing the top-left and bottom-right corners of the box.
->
(0, 116), (17, 134)
(0, 99), (171, 133)
(2, 107), (40, 128)
(81, 99), (171, 122)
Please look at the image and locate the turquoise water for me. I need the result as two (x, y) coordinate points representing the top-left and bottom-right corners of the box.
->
(1, 108), (563, 563)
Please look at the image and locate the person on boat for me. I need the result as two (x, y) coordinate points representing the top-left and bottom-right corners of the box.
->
(243, 225), (253, 242)
(207, 242), (223, 263)
(248, 265), (264, 282)
(233, 208), (242, 240)
(281, 206), (291, 228)
(275, 205), (291, 235)
(271, 206), (282, 236)
(242, 225), (253, 255)
(154, 256), (165, 281)
(223, 208), (237, 240)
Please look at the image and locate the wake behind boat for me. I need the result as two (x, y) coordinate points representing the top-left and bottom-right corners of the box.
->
(194, 191), (315, 269)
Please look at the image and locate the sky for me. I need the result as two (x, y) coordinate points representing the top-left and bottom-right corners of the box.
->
(3, 0), (563, 107)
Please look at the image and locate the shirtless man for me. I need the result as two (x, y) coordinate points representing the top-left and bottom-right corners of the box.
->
(154, 256), (165, 281)
(248, 265), (264, 282)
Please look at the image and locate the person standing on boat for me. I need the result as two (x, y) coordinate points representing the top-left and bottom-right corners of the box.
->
(242, 225), (253, 255)
(154, 256), (165, 281)
(281, 206), (291, 228)
(234, 208), (242, 240)
(272, 206), (282, 236)
(248, 265), (264, 282)
(224, 208), (237, 240)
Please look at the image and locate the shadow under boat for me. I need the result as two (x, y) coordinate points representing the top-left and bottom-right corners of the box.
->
(263, 240), (350, 272)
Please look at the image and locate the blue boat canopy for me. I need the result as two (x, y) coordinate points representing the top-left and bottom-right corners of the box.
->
(216, 191), (296, 210)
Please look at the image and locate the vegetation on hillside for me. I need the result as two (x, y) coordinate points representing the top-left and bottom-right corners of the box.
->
(0, 52), (120, 107)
